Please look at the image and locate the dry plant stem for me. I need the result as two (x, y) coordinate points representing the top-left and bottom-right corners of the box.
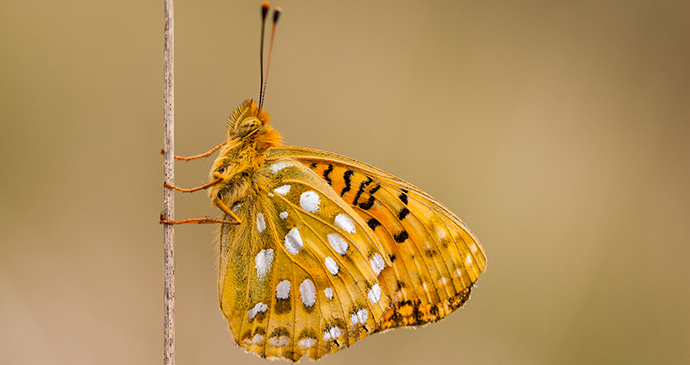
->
(174, 140), (227, 161)
(163, 0), (175, 364)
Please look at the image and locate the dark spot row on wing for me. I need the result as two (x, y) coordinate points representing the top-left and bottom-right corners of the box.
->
(376, 286), (473, 332)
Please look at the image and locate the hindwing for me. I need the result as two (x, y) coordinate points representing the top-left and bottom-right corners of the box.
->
(218, 159), (393, 361)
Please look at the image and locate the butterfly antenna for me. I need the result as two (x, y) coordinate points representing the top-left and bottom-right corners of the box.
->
(259, 6), (281, 111)
(259, 2), (270, 108)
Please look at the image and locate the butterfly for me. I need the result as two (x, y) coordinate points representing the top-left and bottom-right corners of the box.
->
(161, 3), (486, 362)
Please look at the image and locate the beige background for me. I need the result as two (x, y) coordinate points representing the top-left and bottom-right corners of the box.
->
(1, 0), (689, 364)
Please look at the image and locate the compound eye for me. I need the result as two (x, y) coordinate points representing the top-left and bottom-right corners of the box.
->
(237, 117), (261, 138)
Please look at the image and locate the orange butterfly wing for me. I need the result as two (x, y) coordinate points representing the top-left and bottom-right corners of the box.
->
(203, 99), (485, 361)
(266, 146), (487, 331)
(218, 158), (394, 361)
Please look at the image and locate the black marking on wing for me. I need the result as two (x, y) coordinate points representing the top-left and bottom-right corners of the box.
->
(271, 327), (290, 337)
(398, 207), (410, 220)
(274, 298), (291, 315)
(399, 188), (409, 205)
(309, 162), (317, 169)
(394, 230), (409, 243)
(352, 177), (373, 206)
(323, 164), (334, 185)
(357, 184), (380, 210)
(341, 170), (354, 196)
(367, 217), (381, 230)
(424, 248), (438, 258)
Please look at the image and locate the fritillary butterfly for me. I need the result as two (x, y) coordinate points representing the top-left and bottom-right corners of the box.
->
(163, 3), (486, 362)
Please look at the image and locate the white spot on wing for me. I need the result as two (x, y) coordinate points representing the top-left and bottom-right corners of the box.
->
(470, 243), (478, 253)
(350, 309), (369, 325)
(245, 334), (264, 344)
(324, 256), (339, 275)
(370, 253), (385, 276)
(334, 214), (356, 233)
(269, 336), (290, 347)
(300, 191), (320, 213)
(299, 279), (316, 307)
(299, 338), (316, 349)
(327, 233), (348, 255)
(323, 326), (342, 341)
(269, 161), (292, 173)
(454, 268), (463, 277)
(279, 211), (288, 219)
(247, 302), (267, 320)
(276, 280), (291, 300)
(285, 227), (303, 255)
(439, 277), (448, 285)
(324, 287), (334, 300)
(255, 249), (273, 281)
(437, 226), (447, 240)
(256, 213), (266, 233)
(274, 185), (291, 195)
(466, 254), (473, 265)
(368, 284), (381, 304)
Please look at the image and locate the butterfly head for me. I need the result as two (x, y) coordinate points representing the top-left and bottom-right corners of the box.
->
(227, 100), (280, 142)
(208, 100), (282, 207)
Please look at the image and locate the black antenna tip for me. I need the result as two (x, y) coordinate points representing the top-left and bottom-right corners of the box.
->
(262, 2), (270, 19)
(273, 7), (282, 23)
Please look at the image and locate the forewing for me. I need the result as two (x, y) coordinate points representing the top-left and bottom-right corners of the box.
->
(266, 146), (487, 331)
(217, 159), (392, 361)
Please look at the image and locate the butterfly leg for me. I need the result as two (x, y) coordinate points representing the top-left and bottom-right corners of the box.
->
(160, 140), (228, 161)
(157, 197), (242, 225)
(160, 171), (241, 225)
(212, 196), (243, 224)
(159, 213), (240, 225)
(163, 172), (226, 193)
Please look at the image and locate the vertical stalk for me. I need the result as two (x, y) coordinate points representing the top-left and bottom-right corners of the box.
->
(163, 0), (175, 364)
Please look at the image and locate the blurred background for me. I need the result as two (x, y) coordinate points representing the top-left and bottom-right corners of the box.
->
(1, 0), (689, 364)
